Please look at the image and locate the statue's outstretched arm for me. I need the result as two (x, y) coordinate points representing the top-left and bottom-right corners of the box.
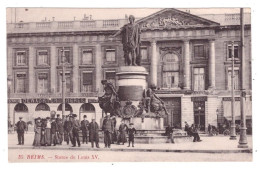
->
(111, 27), (123, 37)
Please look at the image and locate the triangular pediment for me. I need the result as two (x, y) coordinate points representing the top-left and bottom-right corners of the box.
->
(137, 8), (219, 30)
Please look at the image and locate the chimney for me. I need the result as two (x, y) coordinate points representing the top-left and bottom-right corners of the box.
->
(74, 17), (76, 21)
(52, 17), (55, 21)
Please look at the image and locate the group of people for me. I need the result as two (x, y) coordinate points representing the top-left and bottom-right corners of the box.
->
(184, 121), (202, 142)
(102, 113), (136, 148)
(16, 113), (137, 148)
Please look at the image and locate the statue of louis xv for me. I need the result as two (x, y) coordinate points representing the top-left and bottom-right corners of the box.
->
(110, 15), (142, 66)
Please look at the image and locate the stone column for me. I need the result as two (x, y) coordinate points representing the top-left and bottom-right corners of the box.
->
(150, 40), (158, 87)
(183, 40), (191, 90)
(50, 45), (56, 93)
(208, 39), (216, 89)
(73, 44), (79, 93)
(7, 47), (13, 93)
(95, 44), (102, 93)
(29, 46), (35, 93)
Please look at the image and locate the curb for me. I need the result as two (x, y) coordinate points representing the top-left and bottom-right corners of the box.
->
(8, 146), (252, 154)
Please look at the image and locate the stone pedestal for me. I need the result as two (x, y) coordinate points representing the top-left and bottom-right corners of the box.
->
(116, 66), (163, 130)
(117, 66), (148, 101)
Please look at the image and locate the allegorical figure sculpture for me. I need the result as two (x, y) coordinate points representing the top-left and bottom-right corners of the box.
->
(144, 85), (169, 117)
(111, 15), (142, 66)
(98, 80), (118, 115)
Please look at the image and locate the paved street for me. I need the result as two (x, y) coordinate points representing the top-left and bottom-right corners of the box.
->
(8, 133), (252, 162)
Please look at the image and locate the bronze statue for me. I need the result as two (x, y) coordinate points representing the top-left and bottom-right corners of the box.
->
(110, 15), (142, 66)
(144, 85), (169, 117)
(98, 80), (118, 115)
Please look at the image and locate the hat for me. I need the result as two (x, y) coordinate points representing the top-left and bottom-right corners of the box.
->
(73, 114), (77, 117)
(129, 123), (134, 125)
(36, 117), (41, 120)
(57, 114), (60, 117)
(46, 117), (50, 120)
(83, 115), (87, 118)
(19, 117), (23, 119)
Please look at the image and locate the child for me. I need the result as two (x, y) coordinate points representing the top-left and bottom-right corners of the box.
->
(127, 123), (136, 147)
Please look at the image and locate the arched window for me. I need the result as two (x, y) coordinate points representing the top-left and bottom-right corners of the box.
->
(162, 53), (180, 88)
(80, 103), (95, 112)
(14, 103), (28, 112)
(35, 103), (50, 111)
(57, 103), (73, 112)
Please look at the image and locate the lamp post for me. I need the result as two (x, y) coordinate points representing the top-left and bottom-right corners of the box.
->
(7, 76), (12, 132)
(198, 106), (201, 129)
(61, 47), (66, 118)
(238, 8), (248, 148)
(230, 41), (236, 140)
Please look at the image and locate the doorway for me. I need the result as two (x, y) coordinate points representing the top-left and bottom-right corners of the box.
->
(162, 97), (181, 128)
(193, 101), (205, 131)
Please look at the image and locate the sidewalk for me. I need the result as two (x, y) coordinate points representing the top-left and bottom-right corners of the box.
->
(8, 133), (252, 153)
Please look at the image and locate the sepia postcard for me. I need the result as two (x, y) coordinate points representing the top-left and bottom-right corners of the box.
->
(6, 7), (253, 163)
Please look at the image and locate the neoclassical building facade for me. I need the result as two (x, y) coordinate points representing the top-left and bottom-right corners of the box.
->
(7, 8), (252, 131)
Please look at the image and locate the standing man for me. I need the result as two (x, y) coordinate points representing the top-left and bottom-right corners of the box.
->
(72, 114), (81, 147)
(102, 114), (114, 148)
(56, 114), (63, 145)
(63, 115), (70, 145)
(81, 115), (89, 144)
(89, 118), (100, 148)
(16, 117), (27, 145)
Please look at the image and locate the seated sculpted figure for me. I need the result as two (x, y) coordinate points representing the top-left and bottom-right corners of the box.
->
(145, 85), (169, 117)
(98, 80), (118, 115)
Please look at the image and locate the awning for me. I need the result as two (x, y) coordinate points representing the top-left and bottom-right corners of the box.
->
(223, 100), (252, 119)
(225, 115), (252, 121)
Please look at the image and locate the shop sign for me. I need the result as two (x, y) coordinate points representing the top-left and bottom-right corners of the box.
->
(191, 96), (207, 101)
(19, 98), (86, 103)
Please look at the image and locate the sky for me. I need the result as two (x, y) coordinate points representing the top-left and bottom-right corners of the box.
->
(6, 8), (251, 23)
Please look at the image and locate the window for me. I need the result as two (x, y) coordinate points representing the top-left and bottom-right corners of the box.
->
(82, 72), (93, 92)
(163, 72), (179, 88)
(16, 73), (26, 93)
(162, 53), (180, 88)
(105, 49), (116, 62)
(38, 73), (48, 93)
(228, 44), (239, 59)
(37, 50), (48, 65)
(59, 72), (71, 93)
(105, 71), (116, 87)
(141, 47), (148, 60)
(58, 48), (71, 64)
(194, 45), (205, 58)
(227, 68), (240, 90)
(82, 49), (93, 64)
(193, 68), (205, 91)
(16, 51), (27, 66)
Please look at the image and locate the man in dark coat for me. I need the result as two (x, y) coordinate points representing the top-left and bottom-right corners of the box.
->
(102, 114), (114, 148)
(63, 115), (71, 145)
(72, 114), (81, 147)
(51, 118), (59, 146)
(16, 117), (27, 145)
(89, 118), (100, 148)
(56, 114), (63, 145)
(81, 115), (89, 144)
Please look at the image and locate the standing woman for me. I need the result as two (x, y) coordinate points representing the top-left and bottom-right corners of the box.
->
(117, 120), (128, 145)
(45, 117), (52, 146)
(40, 118), (47, 146)
(33, 117), (42, 147)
